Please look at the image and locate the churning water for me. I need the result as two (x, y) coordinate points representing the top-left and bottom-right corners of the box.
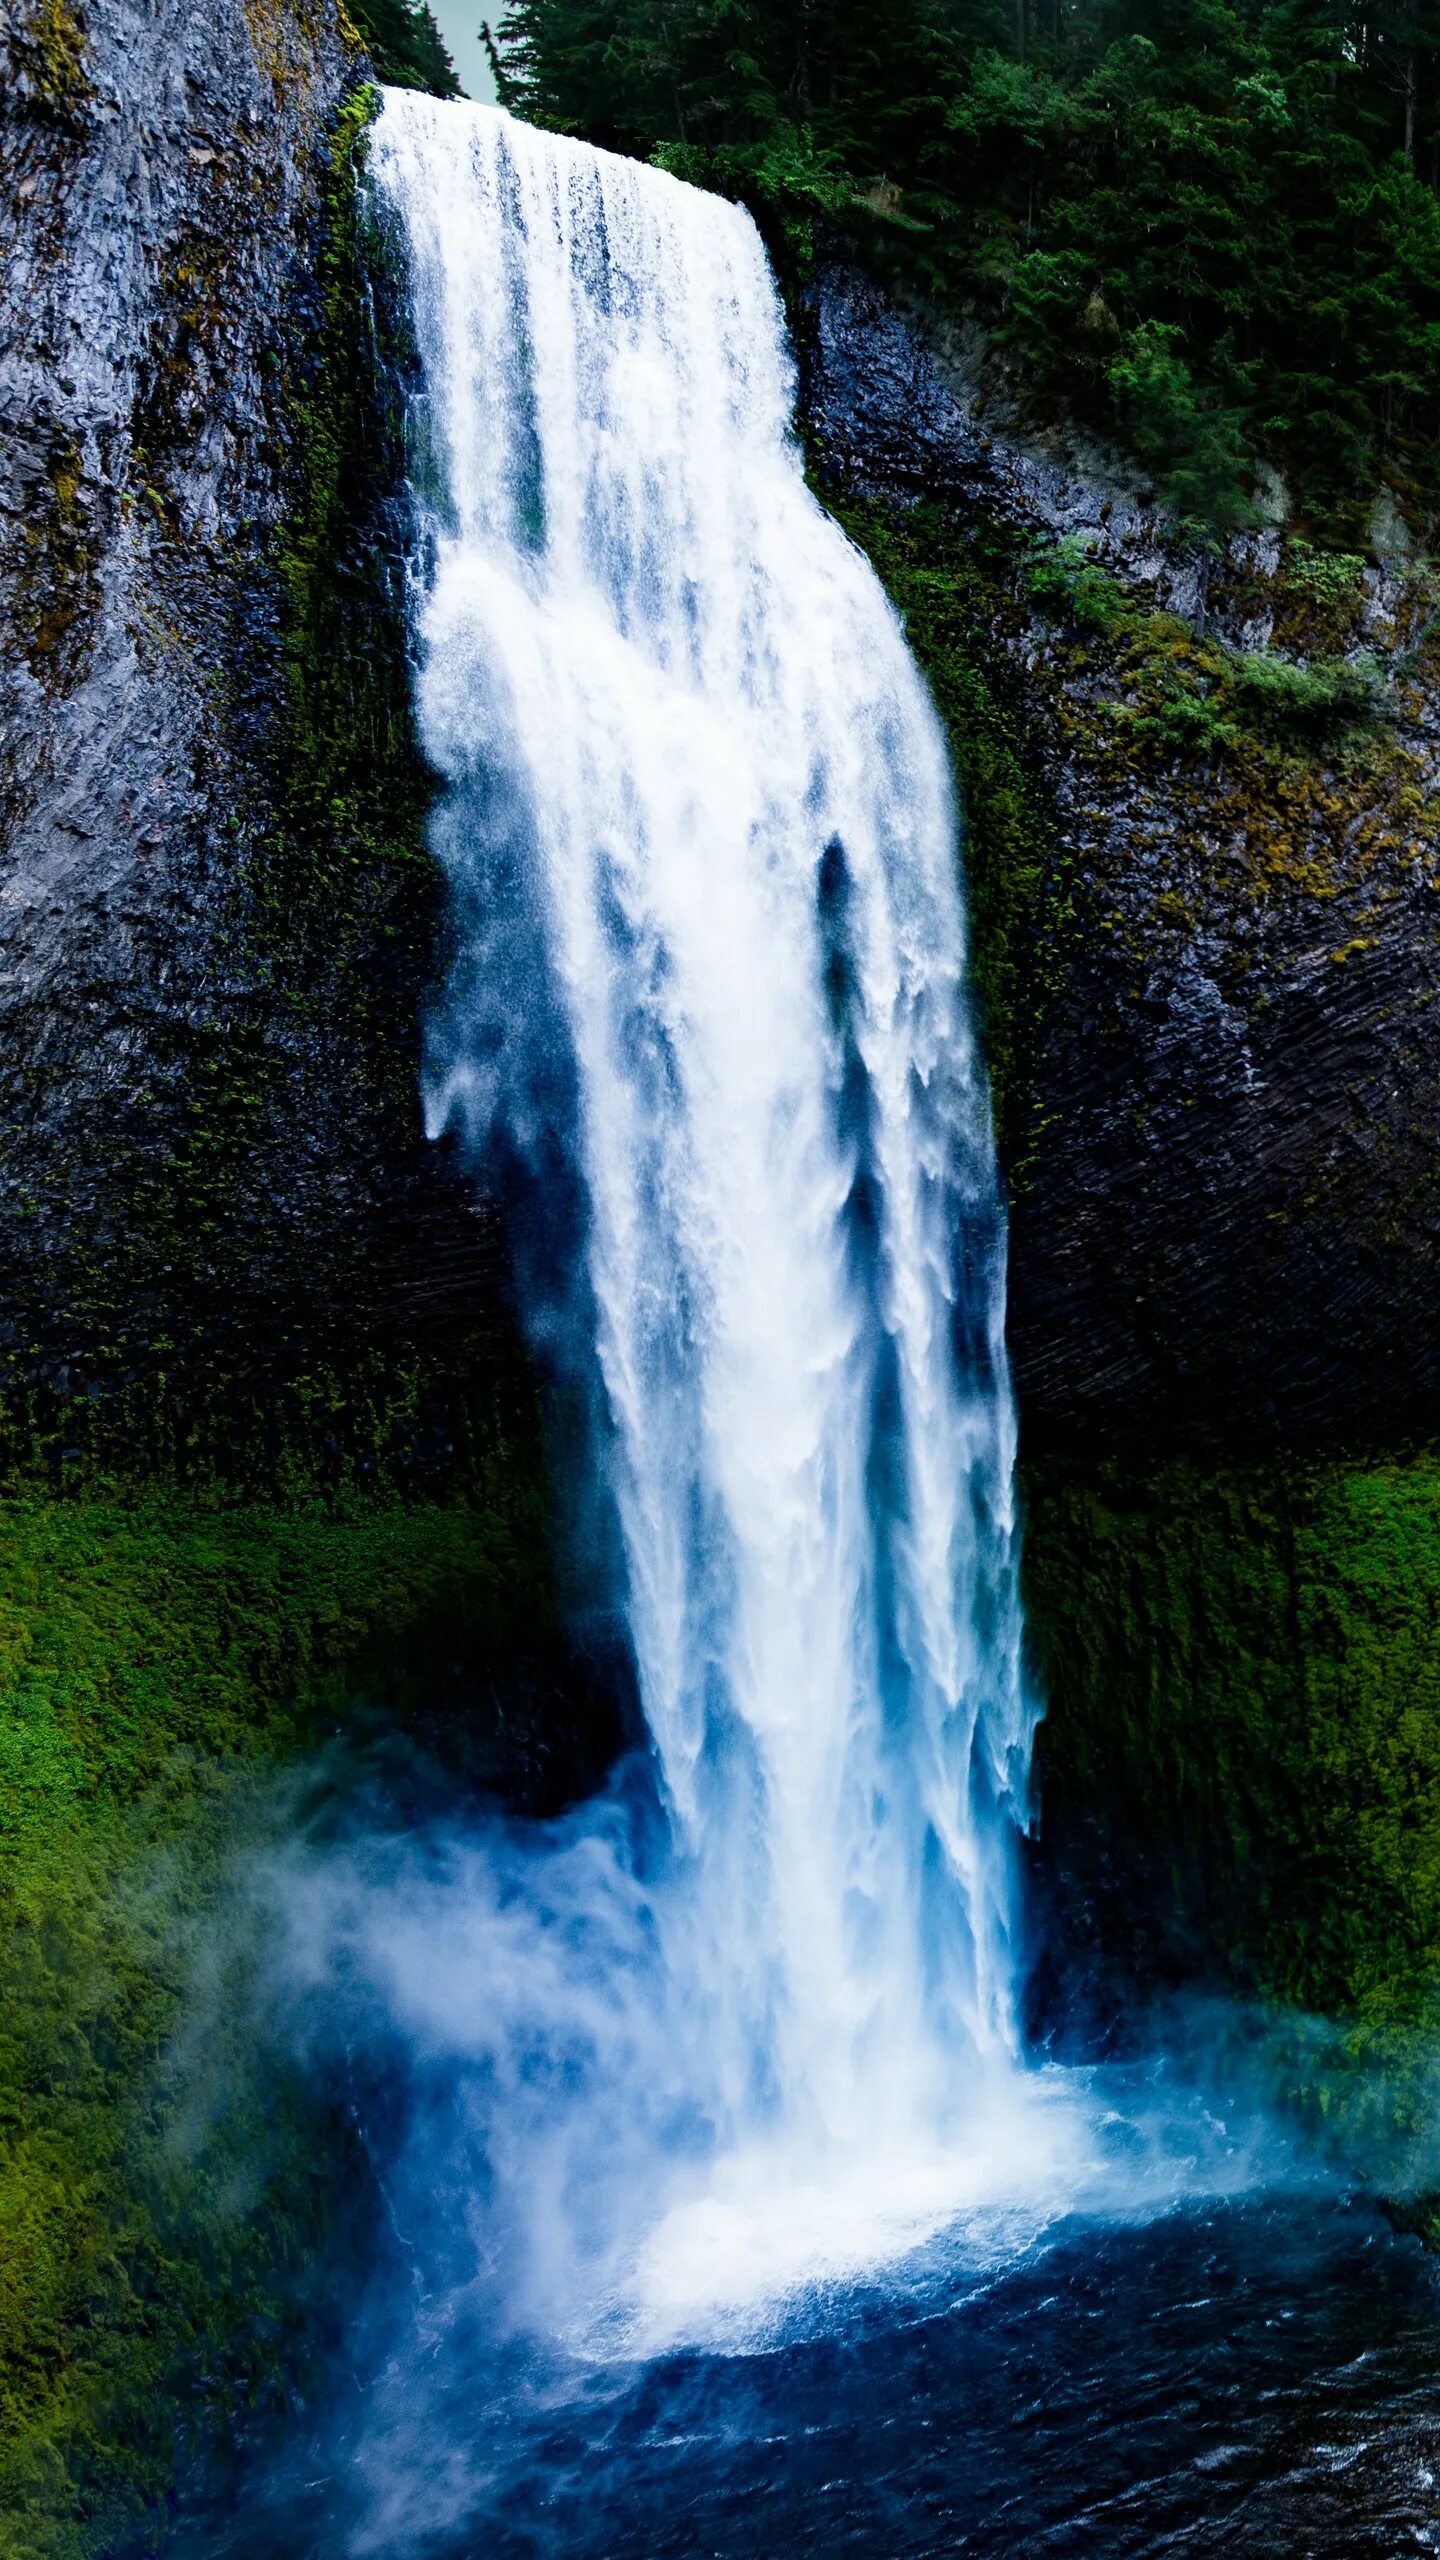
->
(364, 84), (1067, 2336)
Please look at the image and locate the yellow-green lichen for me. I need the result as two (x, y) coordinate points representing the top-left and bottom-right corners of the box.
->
(13, 436), (103, 693)
(15, 0), (92, 115)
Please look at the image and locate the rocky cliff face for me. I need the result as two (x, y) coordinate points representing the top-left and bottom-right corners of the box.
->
(806, 263), (1440, 1461)
(0, 0), (504, 1486)
(0, 29), (562, 2532)
(803, 264), (1440, 2079)
(5, 10), (1440, 2108)
(13, 19), (1436, 1481)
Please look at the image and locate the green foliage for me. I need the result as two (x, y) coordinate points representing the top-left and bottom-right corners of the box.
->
(500, 0), (1440, 531)
(1011, 519), (1383, 748)
(1230, 644), (1382, 731)
(1286, 536), (1368, 610)
(346, 0), (460, 93)
(1107, 321), (1257, 537)
(0, 1487), (550, 2556)
(1024, 532), (1128, 631)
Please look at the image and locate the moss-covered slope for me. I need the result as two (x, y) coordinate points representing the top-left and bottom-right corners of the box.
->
(0, 1470), (586, 2560)
(1024, 1455), (1440, 2024)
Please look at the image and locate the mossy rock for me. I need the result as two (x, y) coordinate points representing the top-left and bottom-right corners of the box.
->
(1024, 1449), (1440, 2166)
(0, 1462), (606, 2558)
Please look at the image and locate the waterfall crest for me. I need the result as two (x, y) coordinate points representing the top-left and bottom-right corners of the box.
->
(366, 91), (1044, 2317)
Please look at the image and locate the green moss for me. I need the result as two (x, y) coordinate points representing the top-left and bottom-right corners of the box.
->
(0, 1481), (553, 2557)
(1024, 534), (1130, 638)
(0, 1488), (549, 1908)
(1025, 1451), (1440, 2148)
(828, 499), (1071, 1177)
(13, 0), (92, 117)
(12, 434), (103, 693)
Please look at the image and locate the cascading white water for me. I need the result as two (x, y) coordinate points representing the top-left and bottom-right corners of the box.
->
(364, 90), (1050, 2320)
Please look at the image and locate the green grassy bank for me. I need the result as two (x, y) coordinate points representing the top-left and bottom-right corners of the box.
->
(0, 1478), (555, 2560)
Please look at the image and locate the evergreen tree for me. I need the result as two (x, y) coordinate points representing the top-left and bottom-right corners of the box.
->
(349, 0), (462, 96)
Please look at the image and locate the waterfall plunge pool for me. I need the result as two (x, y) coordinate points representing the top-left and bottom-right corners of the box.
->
(167, 2165), (1440, 2556)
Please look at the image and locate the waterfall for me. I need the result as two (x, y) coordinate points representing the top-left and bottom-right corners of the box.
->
(364, 91), (1046, 2323)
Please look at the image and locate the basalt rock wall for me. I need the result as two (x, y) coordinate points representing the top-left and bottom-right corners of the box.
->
(17, 31), (1436, 1486)
(0, 0), (505, 1490)
(806, 262), (1440, 1464)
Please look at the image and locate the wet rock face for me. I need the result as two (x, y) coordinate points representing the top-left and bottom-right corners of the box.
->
(0, 0), (507, 1476)
(0, 0), (347, 1410)
(1, 0), (343, 1038)
(805, 263), (1440, 1459)
(6, 45), (1437, 1473)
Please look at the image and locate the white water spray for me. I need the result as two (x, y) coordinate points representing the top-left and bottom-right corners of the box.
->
(364, 91), (1052, 2326)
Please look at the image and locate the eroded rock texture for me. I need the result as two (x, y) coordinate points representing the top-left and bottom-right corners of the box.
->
(806, 264), (1440, 1458)
(0, 0), (502, 1477)
(7, 32), (1439, 1478)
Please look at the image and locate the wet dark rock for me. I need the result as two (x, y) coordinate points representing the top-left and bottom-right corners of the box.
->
(0, 0), (505, 1480)
(6, 31), (1436, 1479)
(805, 262), (1440, 1459)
